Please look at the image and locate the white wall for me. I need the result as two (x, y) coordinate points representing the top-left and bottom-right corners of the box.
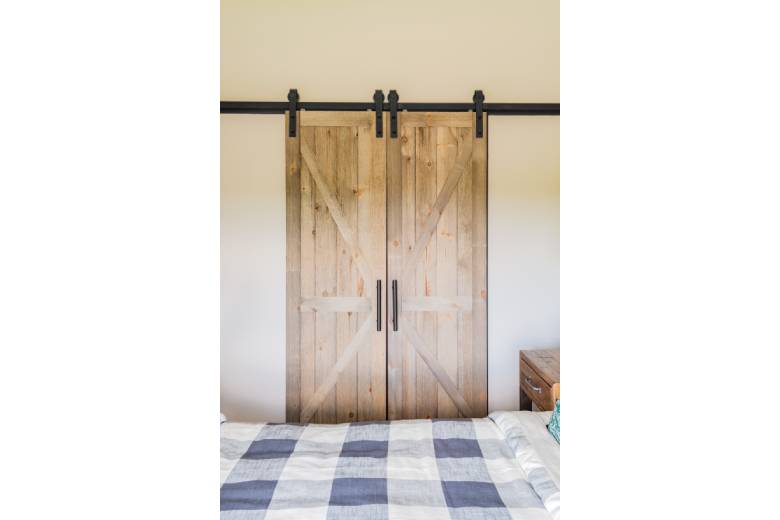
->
(220, 0), (559, 422)
(220, 116), (286, 422)
(221, 0), (558, 103)
(488, 117), (560, 412)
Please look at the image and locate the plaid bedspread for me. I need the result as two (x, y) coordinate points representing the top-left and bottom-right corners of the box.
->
(221, 415), (557, 519)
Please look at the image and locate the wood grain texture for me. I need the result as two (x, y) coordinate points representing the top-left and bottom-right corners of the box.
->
(400, 315), (474, 418)
(285, 111), (301, 421)
(399, 119), (418, 419)
(400, 135), (473, 285)
(300, 297), (371, 313)
(415, 126), (438, 420)
(289, 112), (386, 424)
(470, 112), (488, 416)
(300, 139), (373, 283)
(300, 317), (374, 422)
(399, 112), (473, 127)
(386, 119), (404, 420)
(313, 127), (337, 422)
(335, 127), (359, 422)
(357, 114), (387, 421)
(386, 113), (486, 419)
(300, 111), (372, 127)
(299, 126), (316, 423)
(370, 118), (387, 419)
(519, 357), (557, 411)
(456, 126), (474, 410)
(436, 126), (459, 417)
(401, 296), (472, 312)
(520, 348), (560, 385)
(289, 111), (484, 422)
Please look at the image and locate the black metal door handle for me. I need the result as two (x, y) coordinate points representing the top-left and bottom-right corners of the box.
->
(376, 280), (382, 331)
(391, 280), (398, 331)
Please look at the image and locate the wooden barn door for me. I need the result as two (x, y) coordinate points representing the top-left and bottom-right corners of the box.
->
(387, 113), (487, 419)
(286, 111), (387, 423)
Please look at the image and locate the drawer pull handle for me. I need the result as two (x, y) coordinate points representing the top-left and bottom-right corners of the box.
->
(525, 377), (542, 393)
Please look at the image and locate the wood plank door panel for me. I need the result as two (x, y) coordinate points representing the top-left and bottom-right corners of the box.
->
(387, 113), (487, 419)
(286, 111), (387, 423)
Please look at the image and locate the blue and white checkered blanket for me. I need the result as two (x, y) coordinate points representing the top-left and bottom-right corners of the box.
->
(221, 412), (559, 519)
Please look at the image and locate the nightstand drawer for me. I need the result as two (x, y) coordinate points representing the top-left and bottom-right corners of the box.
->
(520, 359), (555, 411)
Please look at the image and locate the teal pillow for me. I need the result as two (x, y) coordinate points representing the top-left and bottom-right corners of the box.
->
(548, 400), (560, 443)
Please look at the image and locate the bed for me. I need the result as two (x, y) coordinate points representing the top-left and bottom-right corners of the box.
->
(220, 411), (560, 519)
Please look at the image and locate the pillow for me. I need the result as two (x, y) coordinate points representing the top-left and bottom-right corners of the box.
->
(547, 400), (560, 443)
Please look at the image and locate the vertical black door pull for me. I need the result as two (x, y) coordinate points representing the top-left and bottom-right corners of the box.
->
(376, 280), (382, 331)
(391, 280), (398, 331)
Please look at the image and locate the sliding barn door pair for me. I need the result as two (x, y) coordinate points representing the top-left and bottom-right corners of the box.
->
(286, 111), (486, 423)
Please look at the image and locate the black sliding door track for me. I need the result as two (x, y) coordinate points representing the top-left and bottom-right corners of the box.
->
(220, 101), (559, 116)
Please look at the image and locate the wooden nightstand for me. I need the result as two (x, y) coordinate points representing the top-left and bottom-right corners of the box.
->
(519, 348), (560, 411)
